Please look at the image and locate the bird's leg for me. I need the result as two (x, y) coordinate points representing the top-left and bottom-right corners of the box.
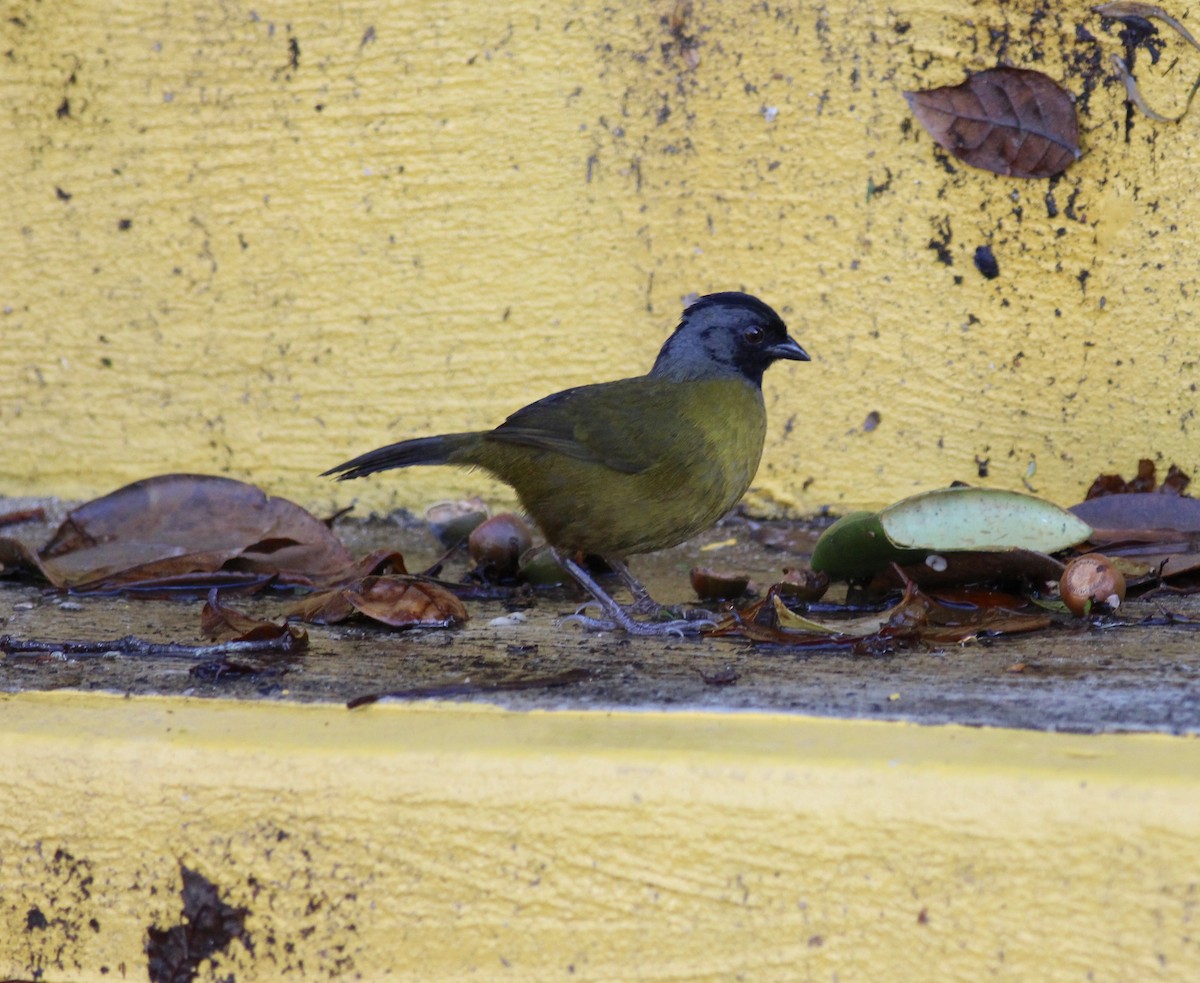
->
(552, 550), (714, 636)
(607, 557), (713, 622)
(606, 557), (662, 617)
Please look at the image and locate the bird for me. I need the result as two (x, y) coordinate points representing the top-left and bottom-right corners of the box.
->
(324, 291), (810, 634)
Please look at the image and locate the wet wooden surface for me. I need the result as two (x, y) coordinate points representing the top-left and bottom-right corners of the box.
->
(2, 505), (1198, 734)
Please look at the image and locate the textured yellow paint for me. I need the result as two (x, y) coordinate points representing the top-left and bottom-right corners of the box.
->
(2, 1), (1199, 515)
(0, 692), (1197, 981)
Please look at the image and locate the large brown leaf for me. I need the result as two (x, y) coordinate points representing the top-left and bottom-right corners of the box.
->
(1070, 493), (1200, 542)
(905, 67), (1081, 179)
(35, 474), (355, 591)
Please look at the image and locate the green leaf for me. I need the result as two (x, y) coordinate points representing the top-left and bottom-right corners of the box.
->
(810, 510), (927, 580)
(879, 487), (1091, 552)
(810, 488), (1092, 582)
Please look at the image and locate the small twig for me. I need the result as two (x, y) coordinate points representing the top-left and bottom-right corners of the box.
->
(419, 537), (466, 579)
(322, 503), (355, 528)
(0, 507), (46, 528)
(1109, 53), (1200, 122)
(427, 576), (536, 602)
(0, 632), (303, 659)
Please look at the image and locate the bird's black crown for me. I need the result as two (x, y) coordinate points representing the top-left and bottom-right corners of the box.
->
(652, 291), (801, 385)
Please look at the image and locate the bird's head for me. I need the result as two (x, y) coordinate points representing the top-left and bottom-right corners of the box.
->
(650, 291), (809, 386)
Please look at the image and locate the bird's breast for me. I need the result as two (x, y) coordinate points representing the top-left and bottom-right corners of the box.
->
(671, 376), (768, 508)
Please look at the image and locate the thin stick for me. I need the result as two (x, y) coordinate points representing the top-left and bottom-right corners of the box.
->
(0, 632), (303, 659)
(0, 507), (46, 528)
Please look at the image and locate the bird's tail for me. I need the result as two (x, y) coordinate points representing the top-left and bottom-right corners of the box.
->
(323, 432), (480, 481)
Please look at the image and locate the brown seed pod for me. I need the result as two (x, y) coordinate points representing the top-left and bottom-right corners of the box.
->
(690, 567), (751, 602)
(1059, 554), (1126, 617)
(468, 513), (533, 580)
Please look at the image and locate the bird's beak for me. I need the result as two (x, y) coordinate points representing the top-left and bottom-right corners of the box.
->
(769, 336), (810, 362)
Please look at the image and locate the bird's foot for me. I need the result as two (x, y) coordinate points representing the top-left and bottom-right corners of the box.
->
(609, 558), (708, 621)
(552, 550), (716, 637)
(627, 594), (664, 618)
(562, 611), (715, 637)
(668, 605), (717, 622)
(563, 601), (716, 637)
(625, 596), (716, 622)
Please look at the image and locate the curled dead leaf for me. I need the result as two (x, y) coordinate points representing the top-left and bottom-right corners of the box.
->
(288, 575), (468, 628)
(31, 475), (355, 591)
(774, 567), (830, 602)
(706, 576), (1050, 646)
(201, 589), (308, 647)
(0, 536), (52, 581)
(1084, 459), (1191, 499)
(904, 67), (1081, 178)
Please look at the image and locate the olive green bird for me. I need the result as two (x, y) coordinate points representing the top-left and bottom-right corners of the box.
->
(324, 292), (809, 634)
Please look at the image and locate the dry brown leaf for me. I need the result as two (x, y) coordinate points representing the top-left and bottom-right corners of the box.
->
(1071, 493), (1200, 542)
(867, 548), (1066, 592)
(1085, 459), (1191, 498)
(288, 575), (468, 628)
(905, 67), (1080, 178)
(201, 589), (308, 647)
(321, 548), (409, 586)
(774, 567), (830, 602)
(1158, 554), (1200, 579)
(1086, 457), (1160, 498)
(287, 588), (356, 624)
(32, 474), (355, 591)
(345, 576), (468, 627)
(0, 536), (53, 581)
(201, 594), (275, 640)
(707, 578), (1050, 646)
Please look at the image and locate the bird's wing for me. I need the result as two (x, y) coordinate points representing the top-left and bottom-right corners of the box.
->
(484, 380), (666, 475)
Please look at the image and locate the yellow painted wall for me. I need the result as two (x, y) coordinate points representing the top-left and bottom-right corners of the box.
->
(3, 1), (1197, 515)
(1, 693), (1198, 981)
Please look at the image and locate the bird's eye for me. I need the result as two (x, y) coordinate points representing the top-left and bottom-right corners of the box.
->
(743, 325), (765, 346)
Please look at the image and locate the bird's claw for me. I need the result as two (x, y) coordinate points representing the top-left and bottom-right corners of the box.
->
(561, 612), (716, 637)
(552, 550), (716, 637)
(561, 612), (619, 632)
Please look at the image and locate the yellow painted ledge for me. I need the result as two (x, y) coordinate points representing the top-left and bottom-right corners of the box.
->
(0, 693), (1197, 982)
